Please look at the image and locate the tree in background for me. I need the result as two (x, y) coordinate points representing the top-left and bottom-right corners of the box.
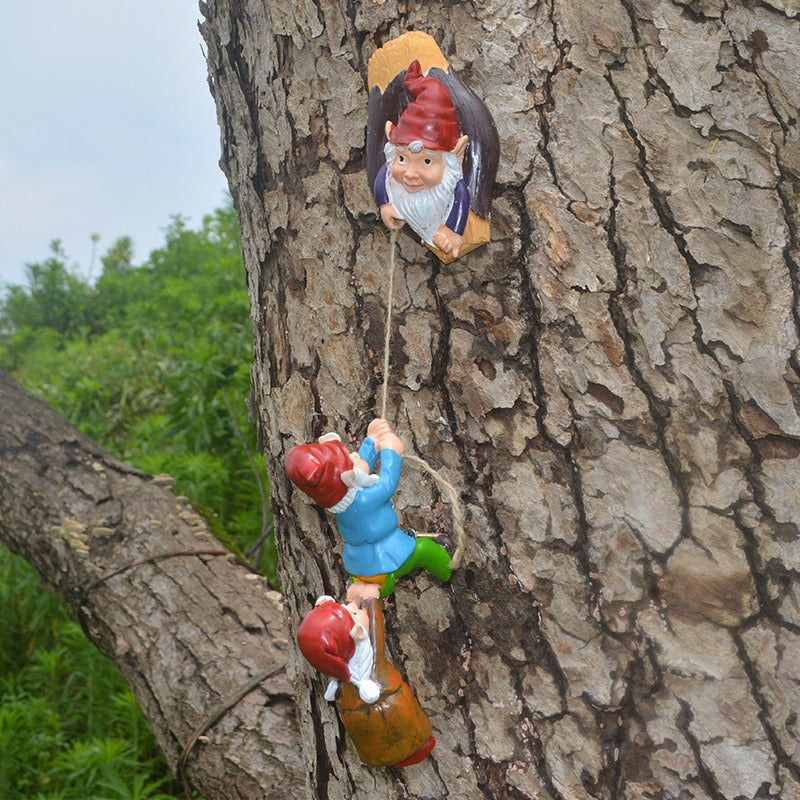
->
(1, 240), (96, 341)
(2, 204), (274, 573)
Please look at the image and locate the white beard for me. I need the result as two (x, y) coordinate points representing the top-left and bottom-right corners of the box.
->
(384, 143), (462, 246)
(347, 633), (375, 686)
(328, 467), (379, 514)
(324, 631), (380, 704)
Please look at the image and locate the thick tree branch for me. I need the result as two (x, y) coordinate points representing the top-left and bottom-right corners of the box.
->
(0, 369), (305, 800)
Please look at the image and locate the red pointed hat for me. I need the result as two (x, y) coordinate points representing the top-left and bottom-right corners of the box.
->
(285, 438), (351, 508)
(297, 599), (355, 683)
(389, 59), (460, 152)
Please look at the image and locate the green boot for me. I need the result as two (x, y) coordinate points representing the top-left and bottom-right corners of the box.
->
(379, 537), (452, 598)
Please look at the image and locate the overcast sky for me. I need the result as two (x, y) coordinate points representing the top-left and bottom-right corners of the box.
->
(1, 2), (229, 288)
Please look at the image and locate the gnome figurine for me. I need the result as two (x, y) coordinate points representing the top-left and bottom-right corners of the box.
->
(297, 587), (436, 768)
(285, 418), (452, 597)
(366, 32), (500, 263)
(374, 60), (470, 258)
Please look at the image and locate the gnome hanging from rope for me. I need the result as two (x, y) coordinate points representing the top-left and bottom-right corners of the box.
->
(296, 587), (437, 768)
(285, 418), (452, 597)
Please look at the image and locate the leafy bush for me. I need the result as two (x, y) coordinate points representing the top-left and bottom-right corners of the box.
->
(0, 546), (180, 799)
(1, 204), (274, 574)
(0, 203), (272, 797)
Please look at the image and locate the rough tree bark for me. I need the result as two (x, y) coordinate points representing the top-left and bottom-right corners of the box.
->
(199, 1), (800, 799)
(0, 371), (304, 799)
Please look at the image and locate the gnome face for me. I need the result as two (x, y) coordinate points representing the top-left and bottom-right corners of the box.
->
(345, 600), (370, 637)
(389, 144), (447, 193)
(347, 449), (371, 475)
(382, 59), (469, 242)
(297, 598), (381, 705)
(384, 59), (469, 178)
(296, 599), (357, 682)
(383, 138), (464, 246)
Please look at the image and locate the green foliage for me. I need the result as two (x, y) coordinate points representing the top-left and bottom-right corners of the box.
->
(0, 240), (98, 347)
(1, 204), (274, 572)
(0, 203), (271, 797)
(0, 546), (180, 799)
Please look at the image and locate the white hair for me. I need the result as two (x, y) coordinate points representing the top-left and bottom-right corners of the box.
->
(384, 142), (462, 246)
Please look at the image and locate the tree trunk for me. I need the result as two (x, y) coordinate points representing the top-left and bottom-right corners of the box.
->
(200, 1), (800, 799)
(0, 370), (305, 799)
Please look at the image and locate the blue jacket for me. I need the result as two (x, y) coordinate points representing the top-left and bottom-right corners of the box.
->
(334, 437), (416, 576)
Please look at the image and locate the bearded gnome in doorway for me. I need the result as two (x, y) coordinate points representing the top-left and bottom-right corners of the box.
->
(375, 60), (470, 257)
(366, 32), (499, 263)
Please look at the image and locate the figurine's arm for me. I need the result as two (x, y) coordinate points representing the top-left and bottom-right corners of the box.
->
(362, 419), (403, 500)
(367, 418), (404, 456)
(367, 448), (402, 504)
(365, 598), (391, 686)
(381, 205), (405, 230)
(358, 436), (380, 472)
(374, 163), (390, 206)
(432, 179), (470, 256)
(444, 179), (470, 235)
(347, 581), (381, 605)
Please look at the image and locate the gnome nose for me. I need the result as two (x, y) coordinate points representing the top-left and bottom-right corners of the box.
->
(403, 162), (420, 181)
